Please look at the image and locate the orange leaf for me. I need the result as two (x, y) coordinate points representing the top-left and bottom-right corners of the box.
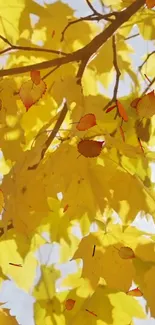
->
(76, 114), (96, 131)
(65, 299), (75, 310)
(19, 79), (46, 110)
(119, 126), (125, 142)
(136, 90), (155, 118)
(131, 98), (141, 109)
(30, 70), (41, 85)
(146, 0), (155, 8)
(106, 105), (117, 113)
(118, 246), (135, 259)
(116, 100), (128, 122)
(78, 140), (104, 158)
(85, 309), (97, 317)
(127, 287), (143, 297)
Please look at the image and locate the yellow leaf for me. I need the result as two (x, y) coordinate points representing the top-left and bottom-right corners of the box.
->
(0, 308), (18, 324)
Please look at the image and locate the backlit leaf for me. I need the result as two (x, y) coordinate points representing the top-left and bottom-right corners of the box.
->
(146, 0), (155, 8)
(65, 299), (75, 310)
(127, 287), (143, 297)
(106, 105), (116, 113)
(136, 91), (155, 118)
(119, 246), (135, 259)
(19, 79), (46, 110)
(30, 70), (41, 85)
(77, 139), (105, 158)
(131, 97), (141, 108)
(76, 114), (96, 131)
(117, 100), (128, 122)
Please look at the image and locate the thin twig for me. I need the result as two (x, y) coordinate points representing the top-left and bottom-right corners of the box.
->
(61, 14), (93, 42)
(85, 0), (101, 15)
(103, 34), (121, 111)
(28, 100), (68, 170)
(0, 35), (67, 56)
(125, 32), (139, 40)
(141, 76), (155, 96)
(42, 66), (60, 80)
(0, 0), (145, 78)
(61, 12), (117, 42)
(139, 50), (155, 72)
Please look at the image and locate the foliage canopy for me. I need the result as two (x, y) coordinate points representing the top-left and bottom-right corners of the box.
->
(0, 0), (155, 324)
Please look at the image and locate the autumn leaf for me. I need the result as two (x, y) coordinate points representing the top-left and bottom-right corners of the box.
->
(118, 247), (135, 259)
(65, 299), (75, 310)
(127, 287), (143, 297)
(131, 97), (141, 108)
(19, 79), (46, 110)
(136, 91), (155, 118)
(0, 308), (18, 325)
(77, 139), (105, 158)
(30, 70), (41, 85)
(106, 104), (117, 113)
(116, 100), (128, 122)
(146, 0), (155, 8)
(76, 113), (96, 131)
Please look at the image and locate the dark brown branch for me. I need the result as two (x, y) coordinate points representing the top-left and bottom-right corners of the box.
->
(61, 14), (93, 42)
(0, 35), (67, 57)
(28, 101), (68, 170)
(61, 12), (118, 42)
(85, 0), (101, 15)
(139, 50), (155, 72)
(0, 0), (145, 78)
(103, 34), (121, 111)
(76, 58), (89, 86)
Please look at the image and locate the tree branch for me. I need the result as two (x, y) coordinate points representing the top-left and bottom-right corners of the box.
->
(76, 58), (89, 86)
(0, 0), (145, 78)
(28, 100), (68, 170)
(61, 12), (115, 42)
(0, 35), (67, 57)
(139, 50), (155, 72)
(142, 76), (155, 96)
(85, 0), (101, 15)
(125, 32), (139, 40)
(103, 34), (121, 111)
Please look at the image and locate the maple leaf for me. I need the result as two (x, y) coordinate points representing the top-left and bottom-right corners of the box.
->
(146, 0), (155, 8)
(127, 287), (143, 297)
(77, 139), (105, 158)
(65, 299), (75, 310)
(0, 308), (18, 324)
(116, 100), (128, 122)
(30, 70), (41, 85)
(118, 246), (135, 259)
(76, 113), (96, 131)
(19, 79), (46, 110)
(135, 91), (155, 118)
